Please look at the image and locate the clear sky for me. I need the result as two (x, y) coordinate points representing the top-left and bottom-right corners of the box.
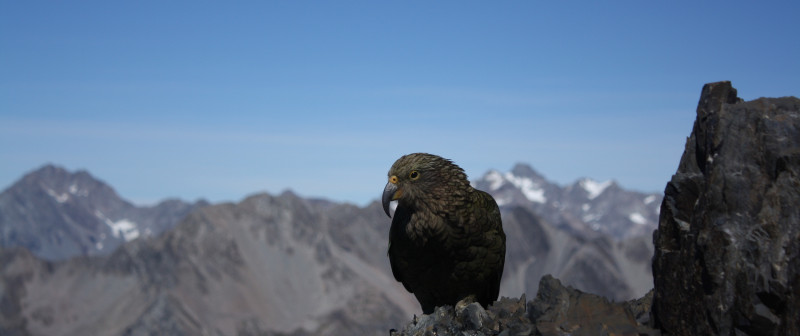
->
(1, 1), (798, 206)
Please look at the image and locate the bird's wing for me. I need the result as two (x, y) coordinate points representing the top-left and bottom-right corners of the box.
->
(388, 205), (414, 292)
(472, 190), (506, 302)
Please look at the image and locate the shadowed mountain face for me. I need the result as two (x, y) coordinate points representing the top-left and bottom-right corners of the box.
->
(0, 165), (208, 260)
(498, 205), (653, 302)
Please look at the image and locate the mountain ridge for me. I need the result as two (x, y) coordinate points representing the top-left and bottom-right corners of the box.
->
(475, 162), (661, 240)
(0, 164), (208, 261)
(0, 162), (656, 334)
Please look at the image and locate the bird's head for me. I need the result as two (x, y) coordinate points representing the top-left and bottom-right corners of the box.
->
(382, 153), (469, 217)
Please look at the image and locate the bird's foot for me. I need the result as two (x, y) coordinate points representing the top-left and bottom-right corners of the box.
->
(455, 295), (478, 311)
(455, 295), (491, 330)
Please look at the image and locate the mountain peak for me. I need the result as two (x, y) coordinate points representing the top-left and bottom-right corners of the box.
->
(474, 164), (660, 241)
(1, 164), (207, 260)
(480, 170), (505, 191)
(509, 163), (545, 180)
(279, 189), (301, 199)
(22, 163), (70, 183)
(478, 168), (548, 204)
(13, 163), (120, 205)
(576, 178), (617, 200)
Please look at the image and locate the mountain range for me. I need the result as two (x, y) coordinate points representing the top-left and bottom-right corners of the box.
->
(0, 165), (208, 260)
(473, 163), (661, 240)
(0, 164), (661, 335)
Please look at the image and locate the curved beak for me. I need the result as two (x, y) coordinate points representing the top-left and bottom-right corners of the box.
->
(382, 181), (400, 217)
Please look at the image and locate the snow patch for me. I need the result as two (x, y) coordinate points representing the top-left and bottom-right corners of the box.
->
(46, 189), (69, 203)
(68, 184), (89, 197)
(484, 170), (505, 190)
(643, 195), (657, 205)
(581, 203), (590, 211)
(95, 210), (140, 242)
(504, 172), (546, 203)
(583, 214), (600, 222)
(494, 196), (511, 206)
(109, 219), (140, 241)
(580, 179), (612, 200)
(629, 213), (647, 225)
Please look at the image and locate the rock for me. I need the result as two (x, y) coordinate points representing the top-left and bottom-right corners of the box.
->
(390, 275), (654, 336)
(624, 289), (654, 327)
(652, 81), (800, 335)
(529, 275), (656, 336)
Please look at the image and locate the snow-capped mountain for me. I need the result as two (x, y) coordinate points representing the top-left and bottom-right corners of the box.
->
(0, 163), (661, 335)
(0, 192), (415, 335)
(473, 163), (661, 240)
(0, 164), (208, 260)
(0, 189), (654, 335)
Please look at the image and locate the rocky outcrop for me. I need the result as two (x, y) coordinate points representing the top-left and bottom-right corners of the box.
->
(390, 275), (656, 336)
(652, 81), (800, 335)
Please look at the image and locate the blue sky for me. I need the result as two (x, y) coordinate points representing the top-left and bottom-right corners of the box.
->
(1, 1), (798, 205)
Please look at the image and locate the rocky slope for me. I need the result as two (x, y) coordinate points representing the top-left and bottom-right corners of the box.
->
(499, 205), (653, 302)
(0, 165), (208, 260)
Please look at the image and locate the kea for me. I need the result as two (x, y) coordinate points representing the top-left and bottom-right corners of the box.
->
(382, 153), (506, 314)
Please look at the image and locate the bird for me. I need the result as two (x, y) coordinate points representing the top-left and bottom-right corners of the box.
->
(382, 153), (506, 314)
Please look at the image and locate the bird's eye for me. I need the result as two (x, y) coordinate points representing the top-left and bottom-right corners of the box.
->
(409, 171), (420, 180)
